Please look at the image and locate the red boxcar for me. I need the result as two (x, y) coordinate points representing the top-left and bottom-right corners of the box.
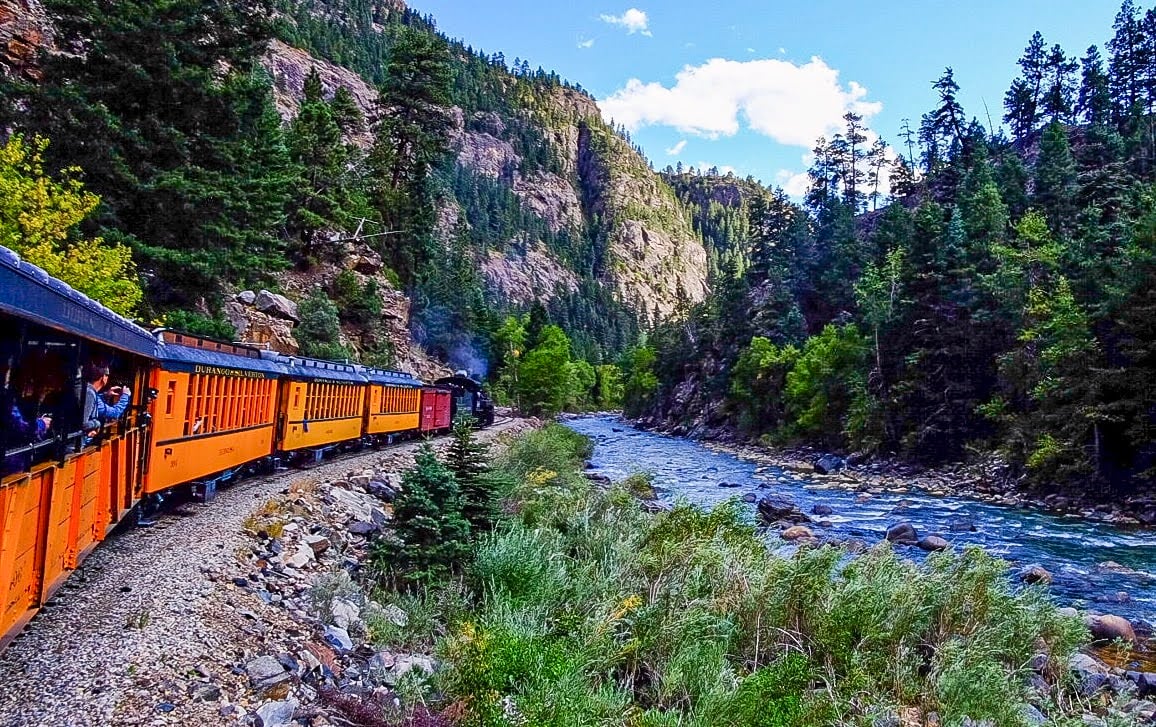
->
(419, 387), (452, 433)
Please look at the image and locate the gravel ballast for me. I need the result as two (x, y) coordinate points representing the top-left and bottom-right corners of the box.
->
(0, 418), (531, 727)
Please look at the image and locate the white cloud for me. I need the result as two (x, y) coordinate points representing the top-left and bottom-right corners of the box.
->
(599, 56), (882, 148)
(696, 162), (737, 176)
(578, 37), (595, 49)
(778, 47), (787, 54)
(775, 168), (811, 198)
(600, 8), (652, 36)
(665, 139), (687, 155)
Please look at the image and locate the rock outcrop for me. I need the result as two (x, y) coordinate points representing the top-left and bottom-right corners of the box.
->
(482, 245), (579, 306)
(261, 39), (378, 147)
(0, 0), (53, 80)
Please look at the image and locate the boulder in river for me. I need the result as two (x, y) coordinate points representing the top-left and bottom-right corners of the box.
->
(757, 496), (808, 525)
(946, 514), (978, 532)
(781, 525), (814, 541)
(717, 481), (741, 488)
(918, 536), (949, 552)
(811, 504), (834, 516)
(885, 522), (918, 545)
(813, 454), (845, 475)
(1087, 614), (1136, 643)
(1018, 564), (1054, 585)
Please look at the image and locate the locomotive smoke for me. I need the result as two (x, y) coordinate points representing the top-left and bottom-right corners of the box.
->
(449, 342), (489, 380)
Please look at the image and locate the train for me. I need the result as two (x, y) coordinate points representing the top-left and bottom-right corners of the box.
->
(0, 245), (494, 649)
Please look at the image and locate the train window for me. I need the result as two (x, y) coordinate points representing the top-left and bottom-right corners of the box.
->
(165, 380), (176, 417)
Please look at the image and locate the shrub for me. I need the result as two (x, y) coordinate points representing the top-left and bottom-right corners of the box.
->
(165, 309), (236, 340)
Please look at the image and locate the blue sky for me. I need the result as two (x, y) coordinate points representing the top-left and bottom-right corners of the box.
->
(414, 1), (1123, 193)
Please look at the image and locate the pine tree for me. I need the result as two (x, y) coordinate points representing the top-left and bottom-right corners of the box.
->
(8, 0), (288, 305)
(369, 24), (453, 285)
(1041, 44), (1078, 123)
(374, 445), (471, 589)
(1004, 32), (1047, 140)
(286, 68), (367, 259)
(1108, 0), (1144, 119)
(444, 414), (500, 532)
(1033, 122), (1078, 234)
(1078, 45), (1114, 126)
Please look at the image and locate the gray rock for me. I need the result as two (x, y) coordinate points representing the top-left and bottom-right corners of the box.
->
(871, 716), (899, 727)
(814, 454), (845, 475)
(885, 522), (918, 545)
(717, 481), (741, 488)
(304, 534), (330, 556)
(757, 496), (808, 525)
(255, 698), (298, 727)
(236, 290), (257, 305)
(348, 520), (378, 535)
(367, 481), (396, 502)
(1129, 672), (1156, 696)
(254, 290), (299, 322)
(331, 599), (361, 630)
(1070, 652), (1109, 678)
(282, 544), (314, 569)
(245, 655), (289, 690)
(1019, 564), (1054, 585)
(349, 473), (371, 489)
(1124, 699), (1156, 719)
(191, 683), (221, 702)
(946, 514), (978, 532)
(393, 654), (436, 679)
(1022, 704), (1046, 726)
(811, 504), (834, 516)
(918, 536), (949, 552)
(381, 603), (408, 627)
(324, 625), (354, 651)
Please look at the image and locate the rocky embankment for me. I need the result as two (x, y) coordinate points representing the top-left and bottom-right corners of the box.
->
(0, 417), (535, 727)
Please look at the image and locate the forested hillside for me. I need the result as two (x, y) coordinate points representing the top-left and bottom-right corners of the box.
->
(0, 0), (706, 400)
(631, 0), (1156, 500)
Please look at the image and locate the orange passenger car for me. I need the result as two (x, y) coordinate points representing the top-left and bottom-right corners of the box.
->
(274, 356), (368, 456)
(364, 367), (423, 440)
(0, 247), (156, 648)
(145, 332), (285, 494)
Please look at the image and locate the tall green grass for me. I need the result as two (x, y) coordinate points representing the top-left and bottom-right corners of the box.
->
(381, 425), (1092, 726)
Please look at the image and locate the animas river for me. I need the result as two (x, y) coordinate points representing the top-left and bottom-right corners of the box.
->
(566, 415), (1156, 626)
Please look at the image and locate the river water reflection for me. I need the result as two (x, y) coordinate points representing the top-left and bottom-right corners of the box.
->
(566, 415), (1156, 625)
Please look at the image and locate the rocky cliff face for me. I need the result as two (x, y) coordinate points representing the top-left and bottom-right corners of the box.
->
(0, 0), (52, 80)
(450, 85), (709, 324)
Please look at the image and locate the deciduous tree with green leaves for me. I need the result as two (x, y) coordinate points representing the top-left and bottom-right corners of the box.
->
(0, 135), (141, 315)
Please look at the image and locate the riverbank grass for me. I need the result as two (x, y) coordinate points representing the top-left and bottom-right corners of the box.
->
(377, 424), (1091, 725)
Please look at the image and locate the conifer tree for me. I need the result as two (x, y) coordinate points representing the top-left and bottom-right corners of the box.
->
(1005, 32), (1048, 140)
(1033, 122), (1078, 234)
(7, 0), (289, 304)
(374, 445), (471, 589)
(444, 414), (500, 532)
(369, 24), (453, 285)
